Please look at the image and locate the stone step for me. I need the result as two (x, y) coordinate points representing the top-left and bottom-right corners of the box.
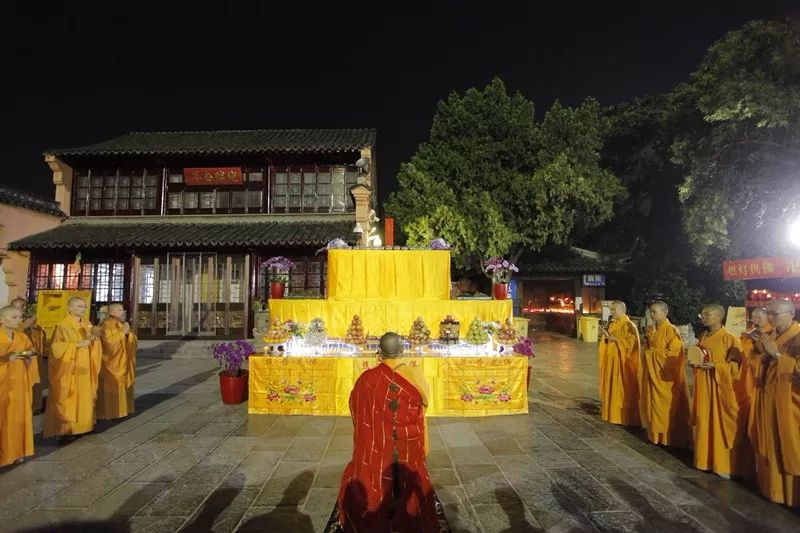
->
(138, 339), (254, 359)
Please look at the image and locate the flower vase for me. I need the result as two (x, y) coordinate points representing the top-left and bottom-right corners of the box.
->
(270, 282), (286, 299)
(219, 370), (248, 404)
(493, 283), (509, 300)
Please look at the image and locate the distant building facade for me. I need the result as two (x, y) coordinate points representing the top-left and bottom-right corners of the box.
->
(10, 128), (377, 339)
(0, 187), (65, 304)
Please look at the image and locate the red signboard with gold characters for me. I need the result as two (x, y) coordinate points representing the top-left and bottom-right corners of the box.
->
(722, 256), (800, 280)
(183, 167), (243, 186)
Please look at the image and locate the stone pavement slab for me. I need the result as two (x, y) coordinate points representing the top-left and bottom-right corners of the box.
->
(2, 336), (800, 532)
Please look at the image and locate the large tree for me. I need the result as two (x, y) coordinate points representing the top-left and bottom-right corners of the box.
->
(385, 78), (626, 272)
(673, 17), (800, 263)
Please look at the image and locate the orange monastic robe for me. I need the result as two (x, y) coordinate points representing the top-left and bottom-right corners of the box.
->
(739, 324), (775, 406)
(693, 327), (751, 477)
(0, 328), (40, 466)
(24, 325), (48, 412)
(96, 318), (137, 420)
(599, 315), (641, 426)
(43, 315), (102, 438)
(749, 322), (800, 506)
(641, 320), (690, 447)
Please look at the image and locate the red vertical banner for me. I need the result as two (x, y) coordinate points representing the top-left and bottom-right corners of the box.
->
(384, 216), (395, 247)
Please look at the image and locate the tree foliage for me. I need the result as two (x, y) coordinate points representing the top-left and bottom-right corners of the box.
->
(672, 18), (800, 263)
(385, 78), (626, 272)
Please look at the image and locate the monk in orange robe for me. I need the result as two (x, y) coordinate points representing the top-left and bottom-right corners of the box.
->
(691, 304), (750, 479)
(96, 303), (137, 420)
(44, 296), (102, 441)
(749, 299), (800, 506)
(10, 297), (48, 413)
(0, 305), (40, 466)
(337, 332), (438, 532)
(738, 308), (773, 435)
(641, 300), (690, 447)
(599, 300), (641, 426)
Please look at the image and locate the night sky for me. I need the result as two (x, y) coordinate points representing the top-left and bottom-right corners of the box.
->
(1, 1), (798, 207)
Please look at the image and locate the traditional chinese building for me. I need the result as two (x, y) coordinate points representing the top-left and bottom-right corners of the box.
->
(722, 256), (800, 319)
(0, 186), (65, 304)
(516, 246), (628, 336)
(9, 128), (377, 339)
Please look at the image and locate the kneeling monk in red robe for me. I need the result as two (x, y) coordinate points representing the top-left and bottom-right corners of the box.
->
(337, 332), (438, 532)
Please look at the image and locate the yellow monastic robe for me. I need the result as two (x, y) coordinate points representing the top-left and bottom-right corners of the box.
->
(599, 315), (641, 426)
(749, 322), (800, 506)
(693, 327), (751, 477)
(43, 315), (102, 438)
(25, 325), (48, 412)
(641, 320), (690, 446)
(96, 318), (137, 420)
(0, 328), (40, 466)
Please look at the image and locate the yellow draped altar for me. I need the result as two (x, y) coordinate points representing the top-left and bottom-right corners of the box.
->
(248, 354), (528, 417)
(269, 299), (512, 338)
(327, 249), (451, 300)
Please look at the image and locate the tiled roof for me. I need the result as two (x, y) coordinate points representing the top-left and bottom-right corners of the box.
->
(46, 129), (376, 158)
(518, 246), (628, 274)
(0, 186), (65, 217)
(9, 217), (354, 251)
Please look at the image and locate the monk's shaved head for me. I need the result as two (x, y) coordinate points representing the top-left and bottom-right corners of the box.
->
(67, 296), (86, 306)
(379, 332), (403, 358)
(611, 301), (626, 313)
(768, 299), (795, 314)
(108, 303), (124, 312)
(702, 304), (725, 319)
(0, 305), (20, 318)
(651, 301), (668, 313)
(751, 307), (767, 317)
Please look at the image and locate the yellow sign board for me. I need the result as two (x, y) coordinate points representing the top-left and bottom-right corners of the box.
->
(36, 290), (93, 339)
(725, 306), (747, 337)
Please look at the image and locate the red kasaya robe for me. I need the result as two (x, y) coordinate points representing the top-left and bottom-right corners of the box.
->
(337, 362), (438, 533)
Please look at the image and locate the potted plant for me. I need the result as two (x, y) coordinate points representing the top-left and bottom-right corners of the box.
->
(262, 256), (294, 299)
(483, 257), (519, 300)
(213, 339), (254, 404)
(512, 336), (535, 390)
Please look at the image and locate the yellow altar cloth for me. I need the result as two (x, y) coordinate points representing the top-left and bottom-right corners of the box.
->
(269, 299), (513, 338)
(327, 249), (451, 300)
(248, 355), (528, 417)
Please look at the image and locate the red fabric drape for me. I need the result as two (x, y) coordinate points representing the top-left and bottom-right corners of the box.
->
(337, 362), (438, 532)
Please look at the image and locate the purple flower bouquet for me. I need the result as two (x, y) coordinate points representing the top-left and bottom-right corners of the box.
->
(213, 339), (255, 377)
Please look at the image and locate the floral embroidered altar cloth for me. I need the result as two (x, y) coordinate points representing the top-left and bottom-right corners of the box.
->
(248, 354), (528, 417)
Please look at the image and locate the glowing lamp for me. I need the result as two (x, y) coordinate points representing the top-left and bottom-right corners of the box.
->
(790, 217), (800, 247)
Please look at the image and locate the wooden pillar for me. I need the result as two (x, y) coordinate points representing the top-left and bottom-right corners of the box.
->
(244, 254), (251, 338)
(151, 257), (160, 336)
(131, 255), (140, 334)
(224, 255), (232, 335)
(207, 255), (215, 333)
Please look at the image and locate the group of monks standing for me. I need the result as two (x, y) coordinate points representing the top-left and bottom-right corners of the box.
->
(599, 298), (800, 508)
(0, 296), (137, 467)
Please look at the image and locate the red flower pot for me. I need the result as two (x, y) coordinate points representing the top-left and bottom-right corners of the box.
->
(493, 283), (509, 300)
(219, 370), (248, 405)
(270, 281), (286, 299)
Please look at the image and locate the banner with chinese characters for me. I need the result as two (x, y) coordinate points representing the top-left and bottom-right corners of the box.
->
(183, 167), (243, 186)
(722, 256), (800, 280)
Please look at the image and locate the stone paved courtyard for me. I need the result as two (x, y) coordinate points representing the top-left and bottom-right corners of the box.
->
(2, 334), (800, 532)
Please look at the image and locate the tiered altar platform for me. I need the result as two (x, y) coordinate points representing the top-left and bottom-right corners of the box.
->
(250, 248), (526, 417)
(269, 249), (513, 336)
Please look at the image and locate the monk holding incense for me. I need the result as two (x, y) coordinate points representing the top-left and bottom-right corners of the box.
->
(96, 303), (137, 420)
(337, 332), (438, 532)
(44, 296), (102, 441)
(749, 299), (800, 506)
(598, 300), (641, 426)
(640, 301), (690, 447)
(0, 305), (40, 466)
(691, 304), (750, 479)
(10, 297), (48, 413)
